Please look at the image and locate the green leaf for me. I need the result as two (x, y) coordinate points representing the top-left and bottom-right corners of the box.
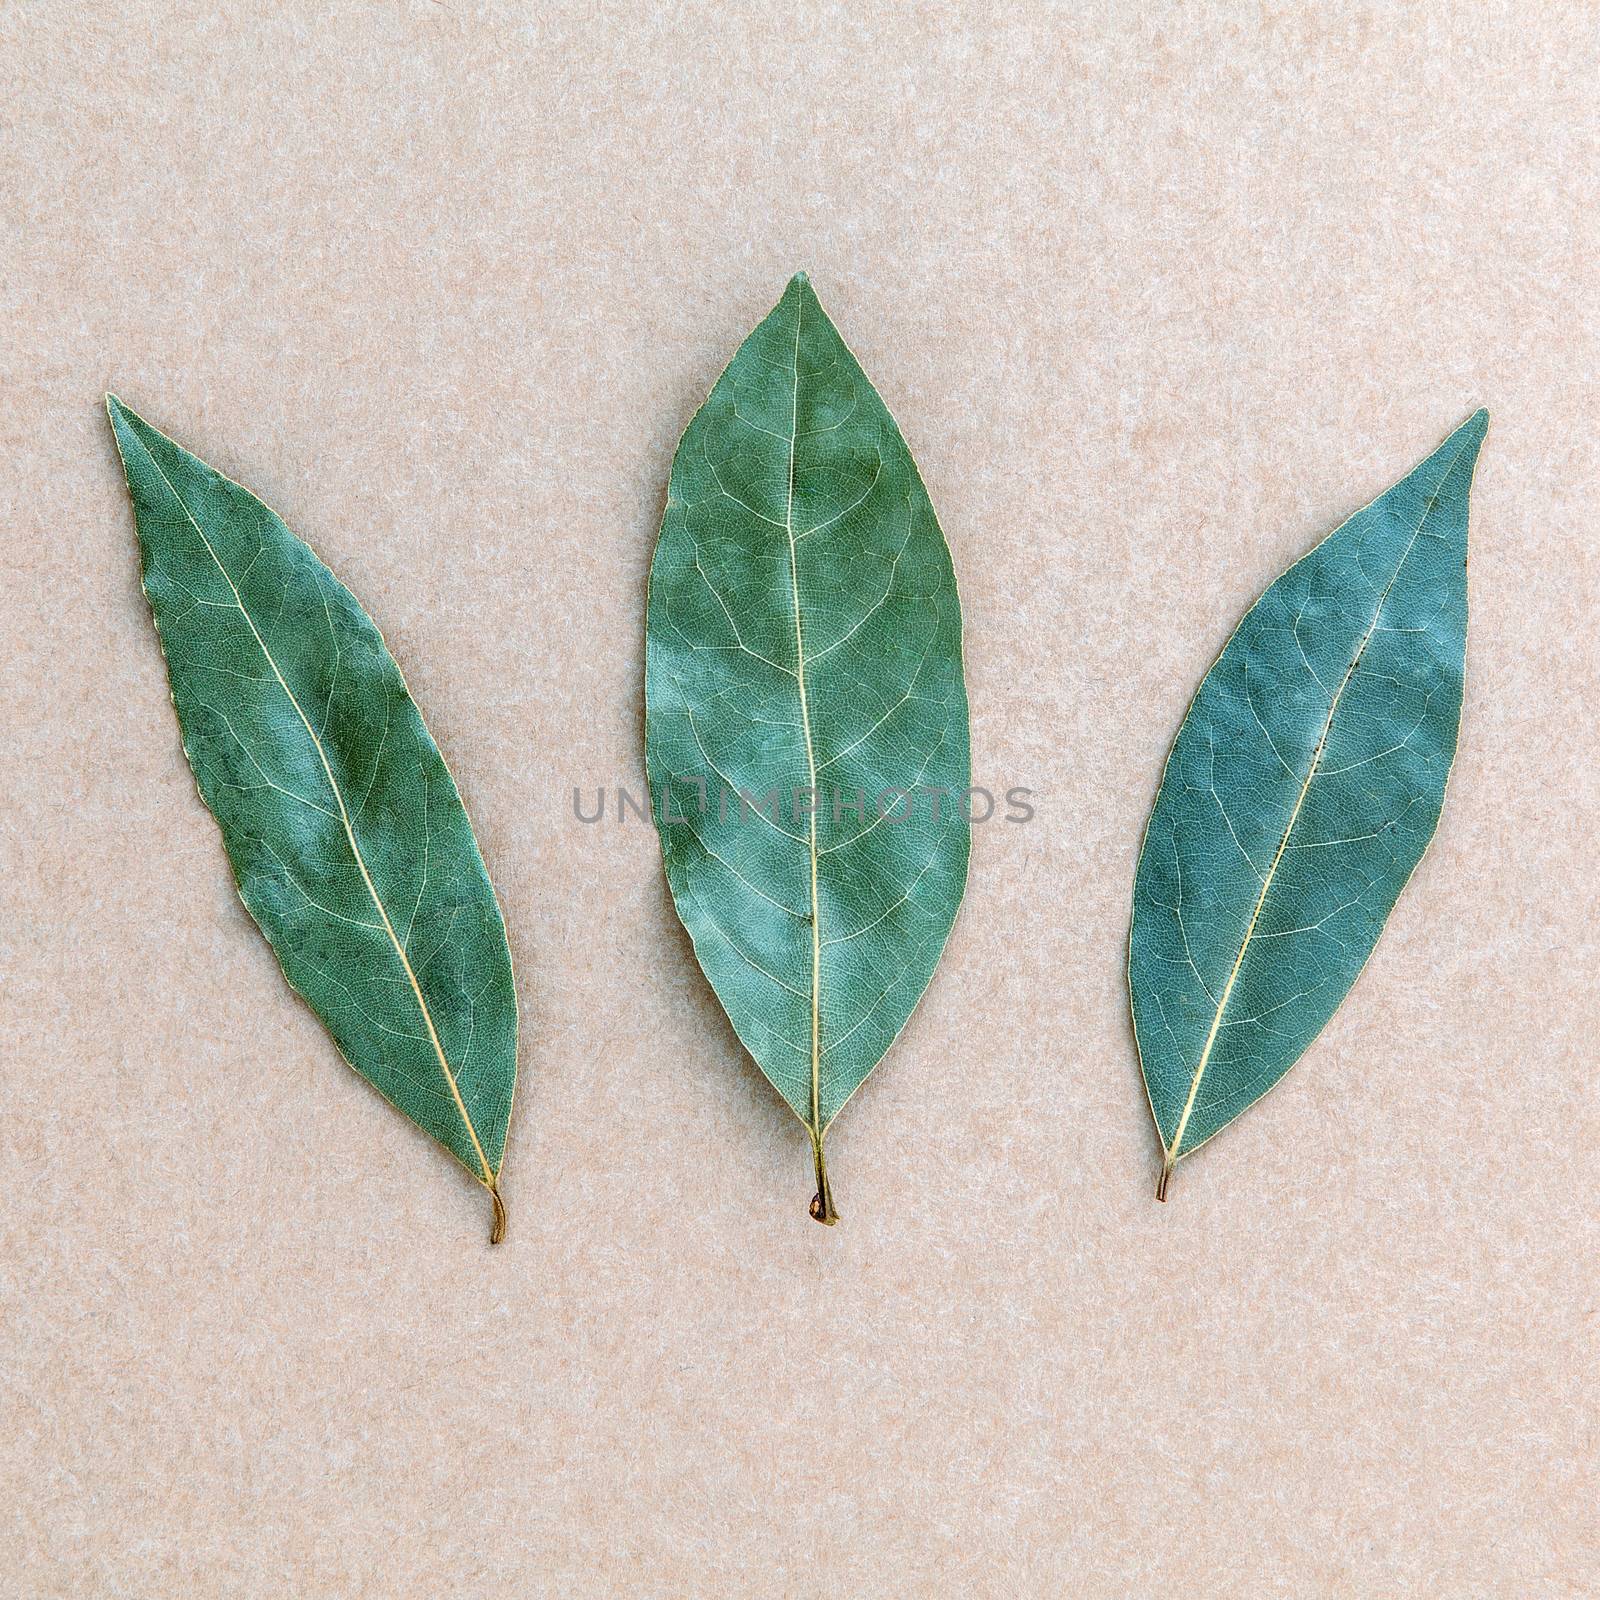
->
(1130, 410), (1488, 1198)
(107, 398), (518, 1242)
(644, 274), (971, 1222)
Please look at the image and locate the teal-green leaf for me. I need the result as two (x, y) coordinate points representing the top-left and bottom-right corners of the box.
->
(108, 398), (518, 1242)
(644, 275), (971, 1223)
(1130, 411), (1488, 1197)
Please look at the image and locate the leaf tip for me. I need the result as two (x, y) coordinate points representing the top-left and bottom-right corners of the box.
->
(1453, 407), (1490, 452)
(789, 269), (810, 288)
(104, 394), (137, 471)
(104, 392), (147, 444)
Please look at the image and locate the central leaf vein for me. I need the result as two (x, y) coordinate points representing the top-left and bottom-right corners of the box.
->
(134, 435), (496, 1186)
(1166, 431), (1477, 1164)
(782, 290), (825, 1145)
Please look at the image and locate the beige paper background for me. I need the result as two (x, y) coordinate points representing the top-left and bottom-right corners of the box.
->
(2, 3), (1596, 1594)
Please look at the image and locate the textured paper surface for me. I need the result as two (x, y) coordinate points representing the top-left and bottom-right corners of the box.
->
(2, 4), (1595, 1595)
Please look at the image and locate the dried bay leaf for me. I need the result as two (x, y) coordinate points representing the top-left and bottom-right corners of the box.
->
(1130, 410), (1488, 1197)
(645, 275), (970, 1222)
(108, 398), (518, 1241)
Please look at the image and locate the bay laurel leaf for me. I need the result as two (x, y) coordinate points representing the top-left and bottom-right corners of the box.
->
(107, 398), (518, 1242)
(1130, 410), (1488, 1198)
(644, 274), (971, 1223)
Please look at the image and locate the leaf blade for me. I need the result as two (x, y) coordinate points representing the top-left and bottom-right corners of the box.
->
(645, 275), (970, 1215)
(1130, 410), (1487, 1191)
(108, 398), (518, 1232)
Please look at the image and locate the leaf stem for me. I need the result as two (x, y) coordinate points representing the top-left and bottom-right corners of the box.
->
(1156, 1156), (1174, 1203)
(808, 1134), (839, 1226)
(488, 1181), (507, 1245)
